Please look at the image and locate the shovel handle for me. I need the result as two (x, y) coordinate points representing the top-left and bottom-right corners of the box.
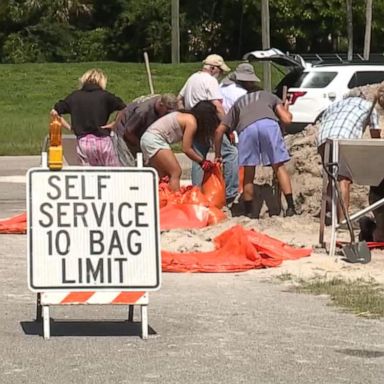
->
(324, 161), (355, 243)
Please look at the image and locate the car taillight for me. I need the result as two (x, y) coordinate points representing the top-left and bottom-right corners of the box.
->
(288, 91), (307, 105)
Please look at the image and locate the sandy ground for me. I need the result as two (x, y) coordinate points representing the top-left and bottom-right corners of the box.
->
(162, 83), (384, 285)
(161, 212), (384, 284)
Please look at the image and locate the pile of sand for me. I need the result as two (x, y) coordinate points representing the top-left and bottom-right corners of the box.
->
(285, 82), (384, 214)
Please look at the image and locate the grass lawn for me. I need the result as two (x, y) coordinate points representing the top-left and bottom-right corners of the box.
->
(278, 274), (384, 319)
(0, 61), (284, 155)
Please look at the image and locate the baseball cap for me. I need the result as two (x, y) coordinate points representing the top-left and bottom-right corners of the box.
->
(234, 63), (260, 82)
(203, 54), (231, 72)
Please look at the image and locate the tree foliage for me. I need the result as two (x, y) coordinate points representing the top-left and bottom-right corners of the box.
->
(0, 0), (383, 63)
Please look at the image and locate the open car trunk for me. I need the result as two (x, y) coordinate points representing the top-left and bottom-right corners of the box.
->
(243, 48), (307, 98)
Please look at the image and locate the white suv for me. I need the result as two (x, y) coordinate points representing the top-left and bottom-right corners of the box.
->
(244, 48), (384, 131)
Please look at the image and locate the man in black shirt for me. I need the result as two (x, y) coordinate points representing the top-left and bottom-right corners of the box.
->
(51, 68), (126, 166)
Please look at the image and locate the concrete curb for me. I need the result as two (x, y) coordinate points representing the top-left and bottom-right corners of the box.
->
(0, 153), (199, 180)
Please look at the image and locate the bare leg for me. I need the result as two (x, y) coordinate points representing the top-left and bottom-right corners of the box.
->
(272, 162), (296, 216)
(271, 163), (292, 195)
(243, 166), (257, 217)
(149, 149), (182, 191)
(243, 166), (256, 201)
(338, 178), (351, 221)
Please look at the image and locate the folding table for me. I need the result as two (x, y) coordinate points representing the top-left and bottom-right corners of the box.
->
(319, 138), (384, 256)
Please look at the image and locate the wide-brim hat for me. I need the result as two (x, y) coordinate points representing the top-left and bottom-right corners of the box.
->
(234, 63), (260, 82)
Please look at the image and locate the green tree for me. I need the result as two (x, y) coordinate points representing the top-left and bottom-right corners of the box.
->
(1, 0), (95, 63)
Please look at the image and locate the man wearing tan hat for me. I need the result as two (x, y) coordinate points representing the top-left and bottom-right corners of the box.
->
(178, 54), (230, 113)
(177, 54), (239, 204)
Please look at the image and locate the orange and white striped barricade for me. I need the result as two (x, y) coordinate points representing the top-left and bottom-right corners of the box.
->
(28, 142), (160, 340)
(40, 291), (149, 339)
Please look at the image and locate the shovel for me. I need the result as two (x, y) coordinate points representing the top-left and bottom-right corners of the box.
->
(325, 162), (371, 264)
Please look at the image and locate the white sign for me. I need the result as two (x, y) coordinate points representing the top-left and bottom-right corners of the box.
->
(27, 167), (161, 292)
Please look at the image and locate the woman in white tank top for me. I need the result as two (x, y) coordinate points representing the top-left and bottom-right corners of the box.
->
(140, 101), (219, 191)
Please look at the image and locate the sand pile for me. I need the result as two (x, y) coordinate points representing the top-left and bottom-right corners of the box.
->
(284, 82), (384, 214)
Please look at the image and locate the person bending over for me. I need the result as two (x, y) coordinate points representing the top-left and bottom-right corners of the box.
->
(214, 90), (295, 218)
(177, 54), (238, 204)
(114, 93), (178, 166)
(140, 101), (220, 191)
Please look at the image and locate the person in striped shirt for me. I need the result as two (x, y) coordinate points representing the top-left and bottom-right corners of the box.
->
(317, 89), (384, 217)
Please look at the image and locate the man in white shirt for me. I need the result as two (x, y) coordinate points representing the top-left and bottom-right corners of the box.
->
(177, 54), (239, 204)
(178, 54), (229, 114)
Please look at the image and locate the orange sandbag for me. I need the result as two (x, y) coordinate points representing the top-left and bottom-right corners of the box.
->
(207, 206), (226, 226)
(0, 212), (27, 234)
(179, 186), (209, 206)
(162, 225), (312, 272)
(159, 184), (210, 208)
(160, 204), (210, 230)
(159, 182), (175, 208)
(201, 163), (225, 209)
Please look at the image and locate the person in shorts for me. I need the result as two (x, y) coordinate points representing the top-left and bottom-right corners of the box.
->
(140, 101), (220, 191)
(214, 90), (295, 218)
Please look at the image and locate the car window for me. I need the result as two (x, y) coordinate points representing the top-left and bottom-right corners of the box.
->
(348, 71), (384, 88)
(273, 68), (303, 98)
(292, 71), (337, 88)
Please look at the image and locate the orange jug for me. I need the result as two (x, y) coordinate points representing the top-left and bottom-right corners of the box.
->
(49, 116), (62, 146)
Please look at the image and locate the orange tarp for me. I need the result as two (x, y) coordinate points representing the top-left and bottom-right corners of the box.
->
(162, 225), (312, 273)
(0, 213), (27, 234)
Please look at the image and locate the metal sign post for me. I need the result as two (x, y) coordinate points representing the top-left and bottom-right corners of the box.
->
(27, 166), (160, 339)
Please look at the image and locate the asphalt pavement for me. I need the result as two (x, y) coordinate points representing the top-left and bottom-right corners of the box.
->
(1, 156), (384, 384)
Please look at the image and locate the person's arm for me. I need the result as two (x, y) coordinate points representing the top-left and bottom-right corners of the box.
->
(50, 108), (71, 131)
(51, 100), (72, 131)
(101, 109), (125, 130)
(205, 76), (225, 119)
(177, 95), (185, 109)
(101, 93), (126, 130)
(214, 122), (228, 162)
(211, 99), (225, 120)
(369, 108), (381, 138)
(59, 116), (71, 131)
(275, 100), (292, 125)
(180, 114), (206, 164)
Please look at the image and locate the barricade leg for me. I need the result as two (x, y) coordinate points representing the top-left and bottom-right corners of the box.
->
(141, 305), (148, 340)
(128, 305), (134, 322)
(36, 293), (42, 322)
(43, 305), (50, 339)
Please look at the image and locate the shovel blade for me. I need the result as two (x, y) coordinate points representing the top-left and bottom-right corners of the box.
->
(342, 241), (371, 264)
